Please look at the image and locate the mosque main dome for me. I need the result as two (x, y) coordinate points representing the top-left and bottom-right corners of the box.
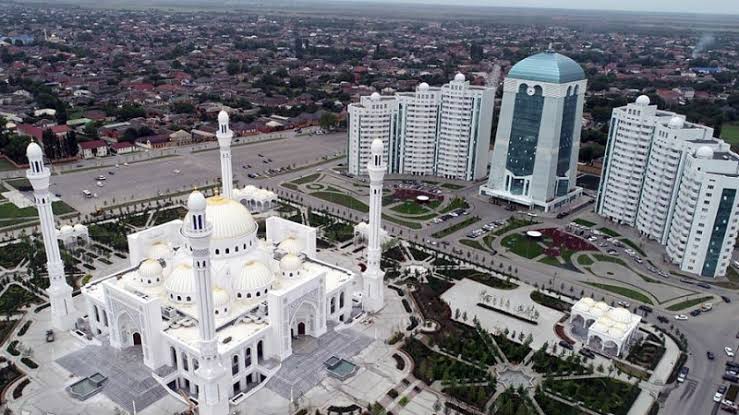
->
(194, 195), (257, 240)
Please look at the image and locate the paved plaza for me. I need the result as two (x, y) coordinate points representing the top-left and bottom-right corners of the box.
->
(56, 343), (168, 413)
(266, 323), (373, 399)
(441, 278), (564, 351)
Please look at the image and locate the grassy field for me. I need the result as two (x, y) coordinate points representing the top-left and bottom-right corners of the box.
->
(573, 218), (596, 227)
(291, 173), (321, 185)
(501, 233), (544, 259)
(587, 282), (654, 305)
(0, 159), (19, 172)
(0, 201), (76, 219)
(721, 121), (739, 146)
(390, 201), (431, 215)
(310, 191), (369, 212)
(666, 296), (714, 311)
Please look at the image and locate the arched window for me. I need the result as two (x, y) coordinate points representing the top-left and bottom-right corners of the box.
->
(247, 293), (252, 298)
(177, 295), (182, 301)
(170, 347), (178, 369)
(339, 292), (345, 308)
(186, 296), (191, 302)
(232, 355), (239, 375)
(215, 249), (220, 255)
(237, 293), (242, 298)
(225, 248), (230, 254)
(181, 352), (189, 371)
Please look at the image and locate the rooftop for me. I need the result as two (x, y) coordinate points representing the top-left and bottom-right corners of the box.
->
(508, 51), (585, 84)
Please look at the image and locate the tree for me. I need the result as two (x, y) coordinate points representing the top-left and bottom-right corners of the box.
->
(42, 129), (61, 160)
(319, 112), (338, 130)
(84, 122), (99, 139)
(65, 130), (79, 157)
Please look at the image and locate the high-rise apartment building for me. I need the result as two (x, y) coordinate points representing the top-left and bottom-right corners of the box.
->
(480, 51), (587, 212)
(597, 96), (739, 278)
(347, 74), (495, 181)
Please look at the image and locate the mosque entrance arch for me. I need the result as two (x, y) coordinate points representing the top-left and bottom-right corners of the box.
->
(132, 332), (142, 345)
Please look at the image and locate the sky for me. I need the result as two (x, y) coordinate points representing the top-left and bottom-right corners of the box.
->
(335, 0), (739, 15)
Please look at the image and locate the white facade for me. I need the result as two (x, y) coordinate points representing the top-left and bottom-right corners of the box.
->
(569, 297), (641, 357)
(347, 93), (398, 176)
(597, 98), (739, 277)
(362, 139), (386, 313)
(71, 112), (386, 414)
(26, 142), (77, 330)
(480, 52), (587, 212)
(347, 74), (495, 181)
(665, 147), (739, 278)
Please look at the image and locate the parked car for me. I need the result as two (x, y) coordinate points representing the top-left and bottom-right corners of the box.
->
(723, 296), (732, 303)
(690, 309), (702, 317)
(617, 301), (631, 307)
(678, 367), (689, 383)
(558, 340), (574, 351)
(95, 175), (106, 181)
(638, 305), (654, 313)
(717, 389), (726, 402)
(657, 316), (669, 323)
(579, 348), (596, 359)
(674, 314), (689, 320)
(45, 330), (54, 343)
(698, 282), (712, 289)
(727, 347), (736, 358)
(708, 351), (716, 360)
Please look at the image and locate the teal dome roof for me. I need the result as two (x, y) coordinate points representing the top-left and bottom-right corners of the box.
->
(508, 52), (585, 84)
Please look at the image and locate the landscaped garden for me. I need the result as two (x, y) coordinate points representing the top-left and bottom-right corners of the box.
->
(626, 340), (666, 371)
(530, 290), (572, 312)
(402, 338), (491, 385)
(492, 333), (531, 365)
(543, 377), (640, 415)
(501, 233), (544, 259)
(529, 344), (591, 376)
(666, 295), (713, 311)
(309, 191), (369, 212)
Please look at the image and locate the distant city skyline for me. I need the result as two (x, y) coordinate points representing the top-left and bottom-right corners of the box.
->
(334, 0), (738, 15)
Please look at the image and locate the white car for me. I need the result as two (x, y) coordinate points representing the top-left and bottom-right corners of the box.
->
(716, 392), (725, 402)
(726, 347), (736, 357)
(674, 314), (689, 321)
(617, 301), (631, 308)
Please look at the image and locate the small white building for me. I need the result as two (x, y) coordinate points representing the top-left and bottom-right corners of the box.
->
(79, 140), (108, 159)
(569, 297), (641, 356)
(232, 185), (277, 214)
(57, 223), (89, 248)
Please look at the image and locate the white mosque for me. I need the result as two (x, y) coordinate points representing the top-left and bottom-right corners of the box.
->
(25, 111), (388, 415)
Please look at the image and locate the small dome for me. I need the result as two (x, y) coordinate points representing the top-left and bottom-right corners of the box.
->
(149, 242), (173, 259)
(26, 142), (43, 160)
(218, 110), (229, 124)
(580, 297), (595, 306)
(607, 326), (625, 337)
(203, 195), (257, 240)
(695, 145), (714, 159)
(606, 307), (633, 324)
(597, 316), (614, 327)
(234, 260), (274, 292)
(668, 116), (685, 129)
(370, 92), (381, 101)
(60, 225), (74, 234)
(418, 82), (430, 91)
(371, 138), (384, 155)
(278, 236), (303, 255)
(213, 287), (230, 308)
(73, 223), (86, 232)
(635, 95), (650, 106)
(454, 73), (465, 82)
(280, 254), (302, 273)
(594, 301), (609, 311)
(165, 263), (196, 296)
(188, 191), (206, 211)
(139, 259), (163, 280)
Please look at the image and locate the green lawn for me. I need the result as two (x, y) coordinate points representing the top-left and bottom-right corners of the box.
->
(598, 227), (621, 237)
(577, 254), (594, 266)
(431, 216), (480, 239)
(0, 201), (76, 219)
(0, 159), (19, 172)
(440, 197), (469, 213)
(721, 121), (739, 146)
(291, 173), (321, 185)
(381, 214), (422, 229)
(573, 218), (596, 227)
(441, 183), (465, 190)
(591, 253), (627, 267)
(586, 282), (654, 305)
(310, 191), (369, 212)
(390, 201), (430, 215)
(666, 296), (714, 311)
(501, 233), (544, 259)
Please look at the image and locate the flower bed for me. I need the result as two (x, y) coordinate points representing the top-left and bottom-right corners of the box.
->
(540, 228), (597, 251)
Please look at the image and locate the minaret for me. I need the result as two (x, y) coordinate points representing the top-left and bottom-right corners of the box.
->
(362, 139), (386, 312)
(26, 142), (76, 330)
(183, 191), (229, 415)
(216, 110), (234, 199)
